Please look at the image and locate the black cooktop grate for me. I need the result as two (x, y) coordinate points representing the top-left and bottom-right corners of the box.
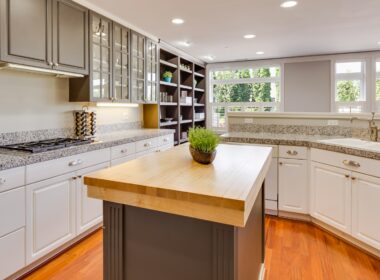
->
(0, 138), (93, 153)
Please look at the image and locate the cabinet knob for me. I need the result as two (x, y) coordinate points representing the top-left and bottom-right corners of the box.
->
(351, 177), (357, 180)
(120, 149), (127, 154)
(286, 150), (298, 156)
(279, 162), (283, 165)
(0, 178), (6, 184)
(72, 176), (77, 180)
(163, 138), (168, 142)
(144, 143), (151, 147)
(345, 174), (350, 178)
(48, 61), (53, 66)
(68, 159), (83, 167)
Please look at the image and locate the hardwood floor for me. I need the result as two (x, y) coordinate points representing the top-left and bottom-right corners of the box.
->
(24, 216), (380, 280)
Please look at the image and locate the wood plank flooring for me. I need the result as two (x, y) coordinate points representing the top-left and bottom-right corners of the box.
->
(24, 216), (380, 280)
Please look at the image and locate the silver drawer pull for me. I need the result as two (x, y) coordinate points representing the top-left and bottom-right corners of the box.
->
(343, 160), (360, 168)
(144, 143), (151, 147)
(0, 178), (6, 184)
(68, 159), (84, 167)
(163, 138), (169, 142)
(286, 150), (298, 156)
(120, 149), (127, 153)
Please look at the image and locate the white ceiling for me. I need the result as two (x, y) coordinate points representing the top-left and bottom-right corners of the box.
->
(76, 0), (380, 63)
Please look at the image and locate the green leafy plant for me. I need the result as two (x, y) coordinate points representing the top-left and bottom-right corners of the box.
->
(163, 71), (173, 79)
(189, 127), (220, 153)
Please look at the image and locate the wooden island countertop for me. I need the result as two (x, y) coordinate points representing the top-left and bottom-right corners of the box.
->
(84, 143), (272, 227)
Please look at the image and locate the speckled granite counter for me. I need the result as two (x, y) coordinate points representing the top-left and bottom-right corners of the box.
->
(0, 129), (174, 171)
(221, 132), (380, 161)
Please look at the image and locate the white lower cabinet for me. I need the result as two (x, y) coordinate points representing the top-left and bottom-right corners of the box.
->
(76, 163), (109, 235)
(278, 158), (308, 214)
(310, 162), (352, 234)
(352, 172), (380, 250)
(0, 228), (25, 279)
(26, 173), (76, 264)
(111, 154), (136, 167)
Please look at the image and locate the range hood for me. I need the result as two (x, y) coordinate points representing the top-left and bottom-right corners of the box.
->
(0, 62), (84, 78)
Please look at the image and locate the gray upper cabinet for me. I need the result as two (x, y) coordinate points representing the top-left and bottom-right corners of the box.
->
(0, 0), (52, 68)
(145, 39), (158, 103)
(131, 31), (145, 103)
(0, 0), (88, 75)
(52, 0), (88, 74)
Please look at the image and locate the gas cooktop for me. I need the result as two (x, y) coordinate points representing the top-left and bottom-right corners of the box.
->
(0, 138), (93, 153)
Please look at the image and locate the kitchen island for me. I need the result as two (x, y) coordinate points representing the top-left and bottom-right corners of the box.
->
(84, 144), (272, 280)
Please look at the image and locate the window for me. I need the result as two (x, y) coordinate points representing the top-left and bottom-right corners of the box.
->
(209, 66), (281, 130)
(334, 61), (366, 113)
(376, 61), (380, 110)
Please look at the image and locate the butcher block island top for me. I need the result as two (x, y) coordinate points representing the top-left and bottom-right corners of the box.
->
(84, 143), (272, 227)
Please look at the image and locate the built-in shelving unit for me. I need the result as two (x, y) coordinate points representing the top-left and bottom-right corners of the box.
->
(143, 46), (206, 145)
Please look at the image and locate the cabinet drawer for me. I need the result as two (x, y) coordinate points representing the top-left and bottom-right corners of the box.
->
(0, 166), (25, 193)
(111, 155), (136, 167)
(279, 146), (307, 160)
(135, 138), (158, 153)
(0, 187), (25, 237)
(158, 134), (174, 147)
(111, 143), (136, 160)
(26, 148), (111, 184)
(0, 228), (25, 280)
(311, 148), (380, 177)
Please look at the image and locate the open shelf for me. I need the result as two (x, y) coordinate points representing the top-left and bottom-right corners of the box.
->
(194, 119), (205, 122)
(180, 119), (192, 124)
(180, 84), (192, 90)
(160, 59), (177, 69)
(180, 103), (192, 107)
(194, 88), (205, 92)
(179, 138), (188, 144)
(180, 67), (193, 74)
(194, 72), (205, 78)
(194, 103), (205, 107)
(160, 121), (178, 127)
(160, 102), (178, 106)
(160, 81), (178, 87)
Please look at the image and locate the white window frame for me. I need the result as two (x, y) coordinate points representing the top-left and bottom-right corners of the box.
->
(332, 59), (368, 113)
(208, 65), (283, 132)
(376, 59), (380, 112)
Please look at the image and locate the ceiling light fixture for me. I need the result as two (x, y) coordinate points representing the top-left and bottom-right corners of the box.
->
(179, 41), (192, 47)
(280, 0), (298, 8)
(256, 51), (265, 55)
(171, 18), (185, 25)
(244, 34), (256, 39)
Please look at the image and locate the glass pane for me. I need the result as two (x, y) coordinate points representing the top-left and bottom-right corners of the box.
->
(132, 33), (138, 56)
(122, 29), (128, 51)
(102, 47), (110, 73)
(101, 20), (110, 46)
(138, 36), (144, 58)
(122, 54), (128, 75)
(114, 25), (121, 51)
(147, 62), (152, 82)
(377, 62), (380, 73)
(212, 107), (226, 128)
(336, 80), (362, 101)
(137, 80), (144, 101)
(212, 67), (280, 80)
(92, 16), (101, 44)
(151, 63), (157, 82)
(151, 83), (157, 101)
(146, 83), (152, 101)
(92, 71), (101, 98)
(212, 82), (280, 103)
(228, 106), (242, 112)
(93, 44), (101, 72)
(114, 52), (122, 77)
(245, 107), (261, 112)
(122, 78), (129, 100)
(376, 78), (380, 101)
(102, 74), (110, 99)
(337, 105), (363, 113)
(114, 76), (122, 100)
(138, 59), (144, 79)
(336, 62), (362, 74)
(132, 57), (138, 77)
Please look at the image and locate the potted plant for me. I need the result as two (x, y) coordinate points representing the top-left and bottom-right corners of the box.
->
(163, 71), (173, 83)
(188, 127), (220, 164)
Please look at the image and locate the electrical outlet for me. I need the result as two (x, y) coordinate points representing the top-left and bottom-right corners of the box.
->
(244, 118), (254, 124)
(327, 120), (339, 126)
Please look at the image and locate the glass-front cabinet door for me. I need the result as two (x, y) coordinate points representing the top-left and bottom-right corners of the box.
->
(113, 23), (130, 102)
(145, 39), (158, 103)
(131, 31), (145, 103)
(91, 13), (112, 101)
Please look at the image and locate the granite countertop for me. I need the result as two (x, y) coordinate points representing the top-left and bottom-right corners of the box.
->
(221, 132), (380, 160)
(0, 129), (175, 171)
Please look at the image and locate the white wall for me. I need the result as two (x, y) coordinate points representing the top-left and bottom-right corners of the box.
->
(0, 70), (142, 133)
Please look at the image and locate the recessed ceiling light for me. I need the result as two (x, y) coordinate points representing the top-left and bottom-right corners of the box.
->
(280, 1), (298, 8)
(171, 18), (184, 25)
(204, 55), (215, 61)
(256, 51), (265, 55)
(244, 34), (256, 39)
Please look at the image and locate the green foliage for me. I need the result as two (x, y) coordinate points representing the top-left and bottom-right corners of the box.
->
(212, 68), (278, 104)
(336, 80), (360, 102)
(163, 71), (173, 78)
(189, 127), (219, 153)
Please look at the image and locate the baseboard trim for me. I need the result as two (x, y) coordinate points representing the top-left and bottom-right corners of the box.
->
(7, 223), (103, 280)
(258, 264), (265, 280)
(278, 210), (311, 222)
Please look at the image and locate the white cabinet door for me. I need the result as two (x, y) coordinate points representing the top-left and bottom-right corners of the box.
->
(26, 173), (76, 264)
(76, 162), (109, 235)
(0, 228), (25, 279)
(310, 162), (351, 234)
(352, 172), (380, 250)
(278, 158), (308, 214)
